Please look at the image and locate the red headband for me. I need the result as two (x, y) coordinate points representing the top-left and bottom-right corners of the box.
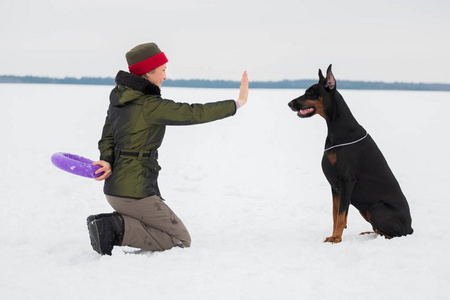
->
(128, 52), (168, 75)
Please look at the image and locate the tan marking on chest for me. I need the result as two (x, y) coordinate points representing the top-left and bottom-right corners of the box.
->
(328, 152), (337, 165)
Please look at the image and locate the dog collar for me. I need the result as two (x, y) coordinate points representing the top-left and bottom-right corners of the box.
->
(324, 133), (368, 152)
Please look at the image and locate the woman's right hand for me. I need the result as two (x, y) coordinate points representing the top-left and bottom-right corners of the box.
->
(93, 160), (112, 181)
(237, 71), (248, 108)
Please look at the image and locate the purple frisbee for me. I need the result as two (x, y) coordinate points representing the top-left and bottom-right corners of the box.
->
(51, 152), (104, 178)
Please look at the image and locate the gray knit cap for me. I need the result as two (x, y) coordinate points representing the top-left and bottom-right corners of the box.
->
(126, 43), (168, 75)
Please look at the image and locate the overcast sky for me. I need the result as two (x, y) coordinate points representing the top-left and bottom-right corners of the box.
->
(1, 0), (449, 83)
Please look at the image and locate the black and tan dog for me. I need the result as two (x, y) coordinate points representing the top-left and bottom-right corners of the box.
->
(288, 65), (413, 243)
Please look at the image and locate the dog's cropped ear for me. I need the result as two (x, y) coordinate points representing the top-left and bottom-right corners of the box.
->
(318, 69), (325, 84)
(325, 64), (336, 90)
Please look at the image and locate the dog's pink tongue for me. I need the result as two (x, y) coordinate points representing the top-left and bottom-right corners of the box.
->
(299, 108), (314, 115)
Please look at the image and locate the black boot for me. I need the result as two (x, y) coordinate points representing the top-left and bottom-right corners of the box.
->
(86, 212), (124, 255)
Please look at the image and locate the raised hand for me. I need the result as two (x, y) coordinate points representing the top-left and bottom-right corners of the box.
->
(237, 71), (248, 108)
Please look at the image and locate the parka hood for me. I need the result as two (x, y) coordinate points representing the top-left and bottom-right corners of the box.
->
(111, 71), (161, 106)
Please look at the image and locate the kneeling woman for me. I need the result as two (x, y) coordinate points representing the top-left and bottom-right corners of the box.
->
(87, 42), (249, 255)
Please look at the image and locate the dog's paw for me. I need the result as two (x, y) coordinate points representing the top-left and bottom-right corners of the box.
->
(359, 231), (375, 236)
(324, 236), (342, 243)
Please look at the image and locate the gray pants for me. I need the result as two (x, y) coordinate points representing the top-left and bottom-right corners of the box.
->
(106, 195), (191, 251)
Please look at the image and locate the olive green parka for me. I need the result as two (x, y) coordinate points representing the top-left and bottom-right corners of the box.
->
(99, 71), (237, 199)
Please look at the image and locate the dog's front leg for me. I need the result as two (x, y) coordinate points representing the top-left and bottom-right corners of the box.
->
(324, 183), (352, 243)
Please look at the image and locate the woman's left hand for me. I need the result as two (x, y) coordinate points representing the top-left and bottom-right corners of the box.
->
(237, 71), (249, 108)
(93, 160), (112, 181)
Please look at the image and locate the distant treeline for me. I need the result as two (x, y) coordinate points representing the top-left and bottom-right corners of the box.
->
(1, 75), (449, 91)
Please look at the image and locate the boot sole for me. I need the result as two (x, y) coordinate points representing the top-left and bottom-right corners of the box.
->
(87, 217), (104, 255)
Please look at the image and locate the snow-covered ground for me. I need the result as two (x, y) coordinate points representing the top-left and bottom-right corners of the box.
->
(1, 83), (449, 299)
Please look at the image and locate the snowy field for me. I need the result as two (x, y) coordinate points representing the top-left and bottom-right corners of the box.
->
(1, 83), (449, 299)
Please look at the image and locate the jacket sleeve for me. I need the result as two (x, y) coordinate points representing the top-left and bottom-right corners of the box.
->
(98, 115), (115, 164)
(142, 97), (237, 126)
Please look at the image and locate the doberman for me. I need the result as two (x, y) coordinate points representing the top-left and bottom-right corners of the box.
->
(288, 65), (413, 243)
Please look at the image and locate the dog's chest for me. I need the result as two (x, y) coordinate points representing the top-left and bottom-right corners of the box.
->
(321, 149), (361, 193)
(321, 151), (340, 192)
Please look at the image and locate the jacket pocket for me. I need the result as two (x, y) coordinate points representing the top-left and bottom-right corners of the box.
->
(141, 160), (161, 195)
(142, 159), (161, 174)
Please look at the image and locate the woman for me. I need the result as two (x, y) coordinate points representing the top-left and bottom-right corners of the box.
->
(87, 42), (249, 255)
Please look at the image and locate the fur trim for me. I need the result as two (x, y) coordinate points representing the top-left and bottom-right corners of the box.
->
(114, 70), (161, 96)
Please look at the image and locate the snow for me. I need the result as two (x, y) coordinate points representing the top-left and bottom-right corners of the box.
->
(1, 83), (449, 299)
